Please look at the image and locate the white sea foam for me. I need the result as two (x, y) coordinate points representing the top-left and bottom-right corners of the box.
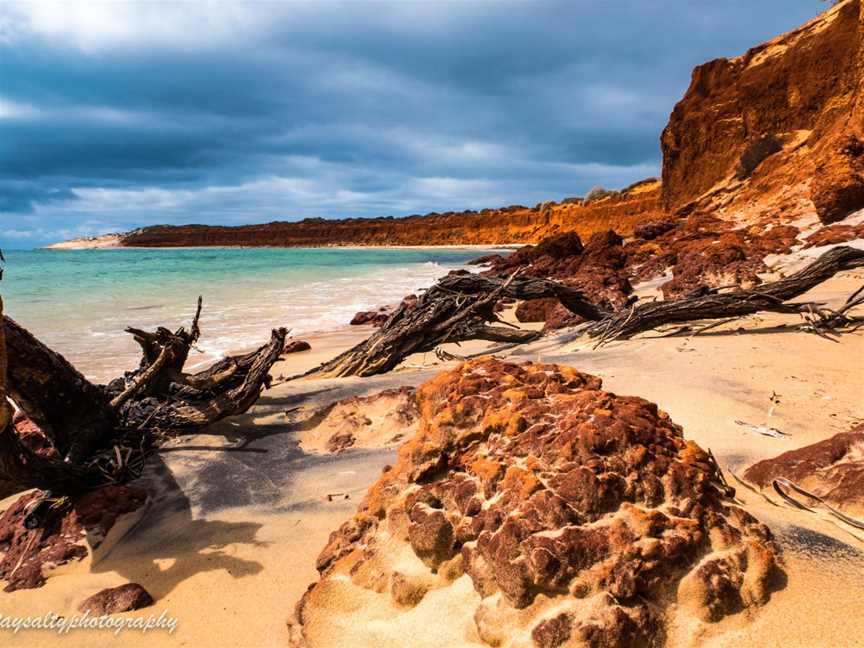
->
(6, 250), (486, 382)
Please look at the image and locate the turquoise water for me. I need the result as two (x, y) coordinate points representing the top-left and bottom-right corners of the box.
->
(0, 247), (488, 382)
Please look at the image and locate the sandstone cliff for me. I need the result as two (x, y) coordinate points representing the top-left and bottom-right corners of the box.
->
(662, 0), (864, 226)
(56, 1), (864, 255)
(118, 180), (662, 248)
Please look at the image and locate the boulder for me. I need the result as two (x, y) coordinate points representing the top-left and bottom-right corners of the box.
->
(349, 309), (390, 327)
(284, 340), (312, 354)
(289, 359), (782, 647)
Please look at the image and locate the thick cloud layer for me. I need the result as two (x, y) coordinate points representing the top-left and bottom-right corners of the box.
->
(0, 1), (820, 247)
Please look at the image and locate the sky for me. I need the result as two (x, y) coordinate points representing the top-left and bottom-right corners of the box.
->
(0, 1), (824, 248)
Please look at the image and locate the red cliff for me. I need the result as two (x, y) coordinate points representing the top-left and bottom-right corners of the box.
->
(662, 0), (864, 225)
(120, 180), (662, 247)
(107, 1), (864, 248)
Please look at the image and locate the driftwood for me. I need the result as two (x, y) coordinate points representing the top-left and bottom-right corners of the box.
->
(0, 299), (287, 496)
(307, 272), (602, 378)
(587, 246), (864, 344)
(4, 317), (114, 463)
(0, 298), (104, 493)
(305, 246), (864, 378)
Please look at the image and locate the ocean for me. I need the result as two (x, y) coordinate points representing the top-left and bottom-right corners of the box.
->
(0, 247), (490, 383)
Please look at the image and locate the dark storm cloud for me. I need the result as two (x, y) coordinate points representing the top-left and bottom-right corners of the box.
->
(0, 0), (823, 247)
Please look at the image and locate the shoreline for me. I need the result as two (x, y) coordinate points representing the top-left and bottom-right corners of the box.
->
(44, 239), (524, 251)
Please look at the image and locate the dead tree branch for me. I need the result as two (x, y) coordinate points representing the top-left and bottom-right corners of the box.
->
(587, 246), (864, 344)
(0, 298), (286, 498)
(304, 272), (580, 378)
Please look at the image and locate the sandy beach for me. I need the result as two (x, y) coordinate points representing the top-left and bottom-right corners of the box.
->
(4, 3), (864, 646)
(1, 256), (861, 647)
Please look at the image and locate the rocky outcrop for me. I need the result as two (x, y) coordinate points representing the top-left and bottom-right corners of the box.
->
(289, 359), (782, 647)
(744, 425), (864, 517)
(481, 230), (633, 328)
(661, 0), (864, 226)
(78, 583), (154, 615)
(0, 485), (147, 591)
(639, 216), (800, 300)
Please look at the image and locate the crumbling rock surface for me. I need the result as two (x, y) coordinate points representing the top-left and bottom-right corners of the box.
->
(78, 583), (154, 615)
(811, 136), (864, 225)
(289, 359), (782, 647)
(658, 222), (799, 300)
(300, 387), (420, 455)
(661, 0), (864, 226)
(0, 485), (146, 591)
(803, 221), (864, 248)
(744, 425), (864, 517)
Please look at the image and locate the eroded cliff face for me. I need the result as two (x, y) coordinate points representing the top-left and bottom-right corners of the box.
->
(661, 0), (864, 225)
(97, 2), (864, 251)
(120, 181), (662, 247)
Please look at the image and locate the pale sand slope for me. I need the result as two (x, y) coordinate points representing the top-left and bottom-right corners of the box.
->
(44, 234), (123, 250)
(0, 261), (862, 647)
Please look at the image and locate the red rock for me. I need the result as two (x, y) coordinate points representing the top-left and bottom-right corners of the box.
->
(661, 1), (864, 226)
(514, 299), (582, 331)
(115, 181), (662, 250)
(514, 298), (556, 323)
(0, 485), (147, 591)
(12, 412), (59, 460)
(289, 359), (781, 647)
(804, 222), (864, 248)
(812, 136), (864, 225)
(284, 340), (311, 354)
(744, 425), (864, 516)
(349, 310), (390, 327)
(78, 583), (154, 615)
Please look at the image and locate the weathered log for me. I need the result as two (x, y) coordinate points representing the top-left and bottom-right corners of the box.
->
(435, 274), (608, 321)
(119, 296), (203, 397)
(588, 246), (864, 343)
(0, 297), (287, 495)
(3, 316), (114, 461)
(0, 300), (102, 493)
